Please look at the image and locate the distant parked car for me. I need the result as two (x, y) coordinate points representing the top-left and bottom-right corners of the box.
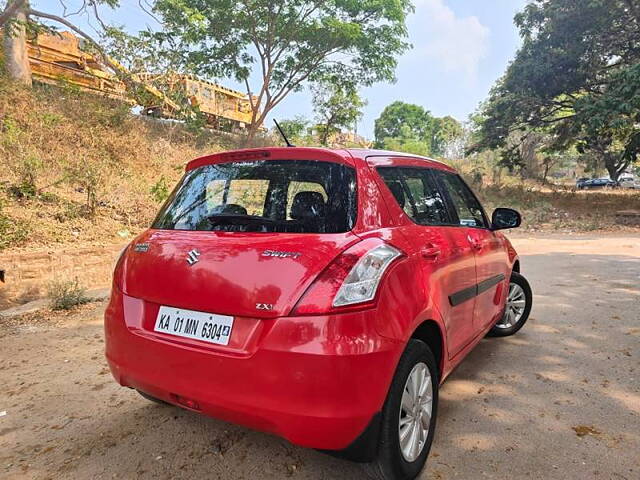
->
(575, 178), (589, 189)
(577, 178), (619, 190)
(618, 176), (638, 189)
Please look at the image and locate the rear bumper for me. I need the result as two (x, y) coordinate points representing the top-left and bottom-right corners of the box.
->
(104, 287), (402, 451)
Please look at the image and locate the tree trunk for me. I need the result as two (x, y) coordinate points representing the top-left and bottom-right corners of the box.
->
(604, 160), (618, 182)
(319, 127), (330, 146)
(244, 122), (260, 147)
(2, 3), (31, 85)
(542, 163), (550, 184)
(603, 152), (628, 182)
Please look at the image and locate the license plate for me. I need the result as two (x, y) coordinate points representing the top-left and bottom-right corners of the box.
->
(154, 306), (234, 346)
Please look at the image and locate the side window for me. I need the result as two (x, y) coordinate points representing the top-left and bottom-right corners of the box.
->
(377, 167), (450, 226)
(434, 172), (487, 228)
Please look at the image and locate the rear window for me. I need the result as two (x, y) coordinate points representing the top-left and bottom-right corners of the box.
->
(152, 160), (357, 233)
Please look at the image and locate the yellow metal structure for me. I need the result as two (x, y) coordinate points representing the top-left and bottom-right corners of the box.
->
(24, 31), (260, 130)
(184, 75), (255, 128)
(139, 73), (256, 130)
(27, 31), (128, 101)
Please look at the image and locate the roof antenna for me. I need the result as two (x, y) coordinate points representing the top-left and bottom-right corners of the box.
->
(273, 119), (295, 147)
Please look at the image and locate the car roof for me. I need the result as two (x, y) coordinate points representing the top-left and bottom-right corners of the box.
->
(187, 146), (455, 173)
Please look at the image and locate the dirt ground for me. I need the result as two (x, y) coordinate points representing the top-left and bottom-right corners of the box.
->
(1, 234), (639, 480)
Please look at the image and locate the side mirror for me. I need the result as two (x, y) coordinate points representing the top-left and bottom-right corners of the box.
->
(491, 208), (521, 230)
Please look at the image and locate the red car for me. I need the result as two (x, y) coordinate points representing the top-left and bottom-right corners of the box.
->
(105, 147), (532, 480)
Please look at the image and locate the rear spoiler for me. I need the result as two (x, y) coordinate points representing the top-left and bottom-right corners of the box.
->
(186, 147), (354, 171)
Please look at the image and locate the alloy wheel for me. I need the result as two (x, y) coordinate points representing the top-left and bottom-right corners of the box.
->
(496, 282), (526, 329)
(398, 362), (433, 462)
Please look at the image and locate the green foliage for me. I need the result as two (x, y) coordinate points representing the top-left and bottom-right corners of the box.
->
(64, 151), (115, 218)
(312, 81), (366, 146)
(40, 112), (62, 127)
(183, 108), (209, 135)
(378, 125), (429, 156)
(374, 101), (435, 149)
(277, 116), (310, 143)
(14, 154), (43, 197)
(432, 116), (464, 158)
(473, 0), (640, 181)
(374, 101), (463, 157)
(48, 278), (91, 311)
(134, 0), (412, 137)
(150, 176), (170, 203)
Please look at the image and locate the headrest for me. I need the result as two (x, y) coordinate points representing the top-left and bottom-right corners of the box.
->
(214, 204), (248, 215)
(290, 191), (325, 220)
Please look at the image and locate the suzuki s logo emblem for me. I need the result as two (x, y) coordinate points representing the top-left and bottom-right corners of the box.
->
(186, 249), (201, 266)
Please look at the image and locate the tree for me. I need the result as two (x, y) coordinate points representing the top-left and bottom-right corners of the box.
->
(374, 101), (435, 149)
(381, 125), (431, 156)
(144, 0), (413, 143)
(0, 0), (26, 28)
(431, 115), (463, 158)
(2, 0), (30, 85)
(276, 116), (309, 143)
(312, 81), (365, 146)
(374, 101), (464, 158)
(471, 0), (640, 181)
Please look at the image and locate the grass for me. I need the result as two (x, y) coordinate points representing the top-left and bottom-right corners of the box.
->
(48, 279), (91, 311)
(0, 75), (230, 251)
(476, 183), (640, 232)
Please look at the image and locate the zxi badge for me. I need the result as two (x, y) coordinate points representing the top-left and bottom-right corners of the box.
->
(186, 249), (201, 266)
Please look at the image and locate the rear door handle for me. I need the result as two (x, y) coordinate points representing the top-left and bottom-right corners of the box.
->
(421, 245), (441, 260)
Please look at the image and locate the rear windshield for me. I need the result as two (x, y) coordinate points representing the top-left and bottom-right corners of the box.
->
(152, 160), (357, 233)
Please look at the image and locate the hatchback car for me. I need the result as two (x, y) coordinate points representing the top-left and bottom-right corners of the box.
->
(105, 147), (532, 480)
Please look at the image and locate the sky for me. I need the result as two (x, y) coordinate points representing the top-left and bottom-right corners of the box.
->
(34, 0), (528, 139)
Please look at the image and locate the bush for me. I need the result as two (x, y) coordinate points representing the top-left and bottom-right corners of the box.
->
(150, 175), (170, 203)
(48, 279), (91, 311)
(64, 153), (114, 218)
(0, 198), (30, 250)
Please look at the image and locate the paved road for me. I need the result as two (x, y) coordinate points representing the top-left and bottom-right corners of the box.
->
(1, 234), (639, 479)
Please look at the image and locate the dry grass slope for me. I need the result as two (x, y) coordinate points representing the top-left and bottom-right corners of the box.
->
(0, 76), (224, 250)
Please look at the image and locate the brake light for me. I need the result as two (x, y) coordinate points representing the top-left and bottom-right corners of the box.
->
(220, 150), (271, 162)
(292, 240), (402, 315)
(186, 150), (271, 170)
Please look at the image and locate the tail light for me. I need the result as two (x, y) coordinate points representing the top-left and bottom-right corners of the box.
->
(292, 239), (403, 315)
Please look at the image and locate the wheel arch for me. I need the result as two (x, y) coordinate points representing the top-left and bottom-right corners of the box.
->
(410, 320), (445, 381)
(512, 259), (520, 273)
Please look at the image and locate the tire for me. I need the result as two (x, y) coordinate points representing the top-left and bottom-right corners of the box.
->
(137, 390), (169, 405)
(487, 271), (532, 337)
(365, 340), (439, 480)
